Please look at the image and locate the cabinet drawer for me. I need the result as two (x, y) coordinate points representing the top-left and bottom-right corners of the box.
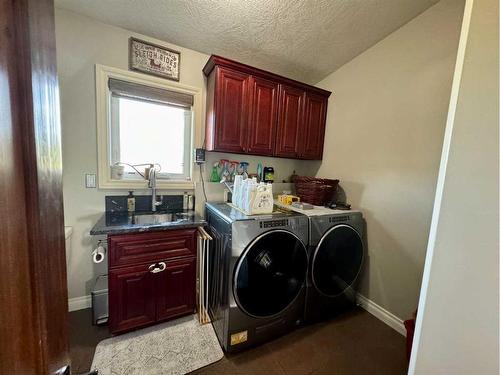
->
(108, 229), (197, 269)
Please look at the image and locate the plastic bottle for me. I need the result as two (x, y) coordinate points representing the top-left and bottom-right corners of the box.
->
(263, 166), (274, 183)
(127, 191), (135, 212)
(233, 175), (243, 208)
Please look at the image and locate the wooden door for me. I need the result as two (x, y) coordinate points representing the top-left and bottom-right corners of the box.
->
(300, 93), (328, 159)
(275, 85), (306, 158)
(156, 257), (196, 321)
(247, 76), (279, 155)
(0, 0), (70, 373)
(109, 264), (157, 334)
(213, 67), (250, 153)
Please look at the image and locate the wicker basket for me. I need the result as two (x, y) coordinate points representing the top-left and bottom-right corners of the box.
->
(294, 177), (339, 206)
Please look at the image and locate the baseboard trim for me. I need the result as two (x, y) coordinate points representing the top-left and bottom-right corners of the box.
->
(356, 293), (406, 336)
(68, 295), (91, 312)
(67, 293), (406, 334)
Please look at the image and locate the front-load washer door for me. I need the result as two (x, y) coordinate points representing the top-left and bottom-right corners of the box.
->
(234, 229), (308, 318)
(312, 224), (364, 297)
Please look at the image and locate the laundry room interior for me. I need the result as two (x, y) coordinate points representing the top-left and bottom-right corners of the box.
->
(2, 0), (497, 374)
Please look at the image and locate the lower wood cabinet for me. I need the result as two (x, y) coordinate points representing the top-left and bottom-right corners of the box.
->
(156, 257), (196, 321)
(109, 264), (156, 334)
(108, 229), (197, 334)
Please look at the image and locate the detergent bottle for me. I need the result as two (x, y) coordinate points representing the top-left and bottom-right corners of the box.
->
(250, 183), (274, 214)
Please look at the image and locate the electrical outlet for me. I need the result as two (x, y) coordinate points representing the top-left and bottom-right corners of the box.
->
(194, 148), (205, 164)
(85, 173), (96, 188)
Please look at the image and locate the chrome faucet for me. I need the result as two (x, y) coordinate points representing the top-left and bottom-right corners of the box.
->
(220, 174), (234, 194)
(147, 165), (162, 211)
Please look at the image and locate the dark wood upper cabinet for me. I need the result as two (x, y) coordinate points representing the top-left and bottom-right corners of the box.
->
(206, 66), (250, 153)
(203, 55), (331, 160)
(275, 85), (305, 158)
(300, 92), (328, 160)
(247, 76), (279, 155)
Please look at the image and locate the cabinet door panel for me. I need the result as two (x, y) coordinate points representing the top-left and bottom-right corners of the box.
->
(247, 77), (278, 155)
(301, 93), (328, 160)
(156, 257), (196, 321)
(109, 264), (156, 334)
(214, 67), (250, 153)
(275, 85), (305, 158)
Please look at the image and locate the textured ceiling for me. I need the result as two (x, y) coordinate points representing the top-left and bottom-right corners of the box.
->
(55, 0), (439, 83)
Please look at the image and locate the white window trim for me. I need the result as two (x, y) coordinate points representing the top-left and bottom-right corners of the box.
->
(95, 64), (202, 190)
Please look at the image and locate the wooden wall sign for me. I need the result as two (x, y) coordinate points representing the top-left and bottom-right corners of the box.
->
(129, 37), (180, 81)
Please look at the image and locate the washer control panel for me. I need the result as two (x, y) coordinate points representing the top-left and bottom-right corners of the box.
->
(260, 219), (289, 229)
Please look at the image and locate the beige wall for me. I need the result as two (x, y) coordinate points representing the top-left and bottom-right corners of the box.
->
(56, 8), (204, 302)
(410, 0), (499, 372)
(55, 9), (315, 302)
(315, 0), (464, 319)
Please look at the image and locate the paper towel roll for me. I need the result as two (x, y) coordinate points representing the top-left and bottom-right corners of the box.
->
(92, 245), (106, 264)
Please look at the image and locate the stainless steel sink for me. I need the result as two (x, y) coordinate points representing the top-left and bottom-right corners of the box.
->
(132, 213), (187, 225)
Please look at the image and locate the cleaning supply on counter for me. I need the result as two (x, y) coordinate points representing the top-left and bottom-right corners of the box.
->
(188, 195), (195, 210)
(257, 163), (263, 182)
(263, 166), (274, 183)
(229, 161), (239, 182)
(210, 162), (220, 182)
(183, 192), (189, 210)
(127, 191), (136, 212)
(220, 159), (230, 182)
(292, 202), (314, 210)
(232, 175), (243, 207)
(231, 176), (274, 215)
(239, 162), (249, 179)
(249, 183), (274, 214)
(278, 194), (300, 205)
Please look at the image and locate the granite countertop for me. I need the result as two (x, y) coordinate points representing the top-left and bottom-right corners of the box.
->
(90, 210), (206, 236)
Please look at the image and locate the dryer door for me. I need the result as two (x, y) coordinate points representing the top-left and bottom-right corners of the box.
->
(234, 230), (307, 318)
(312, 224), (364, 297)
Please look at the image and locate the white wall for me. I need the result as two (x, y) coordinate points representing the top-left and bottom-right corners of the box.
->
(315, 0), (465, 319)
(409, 0), (499, 372)
(55, 9), (315, 303)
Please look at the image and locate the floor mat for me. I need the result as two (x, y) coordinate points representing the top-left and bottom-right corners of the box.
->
(91, 315), (223, 374)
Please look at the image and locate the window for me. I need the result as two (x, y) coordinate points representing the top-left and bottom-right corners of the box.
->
(96, 65), (202, 189)
(109, 78), (192, 180)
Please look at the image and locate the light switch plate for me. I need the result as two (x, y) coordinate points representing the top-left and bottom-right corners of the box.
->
(85, 173), (96, 188)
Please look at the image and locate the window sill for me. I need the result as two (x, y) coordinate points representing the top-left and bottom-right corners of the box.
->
(98, 178), (194, 190)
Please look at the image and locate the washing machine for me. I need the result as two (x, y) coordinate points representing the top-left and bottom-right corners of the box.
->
(205, 202), (308, 352)
(301, 208), (365, 323)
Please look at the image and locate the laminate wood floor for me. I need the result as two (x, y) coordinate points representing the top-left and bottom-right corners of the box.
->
(69, 307), (408, 375)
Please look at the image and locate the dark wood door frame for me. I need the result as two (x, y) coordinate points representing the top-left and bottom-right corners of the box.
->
(0, 0), (70, 373)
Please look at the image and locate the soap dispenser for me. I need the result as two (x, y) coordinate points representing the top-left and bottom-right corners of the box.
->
(127, 191), (135, 212)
